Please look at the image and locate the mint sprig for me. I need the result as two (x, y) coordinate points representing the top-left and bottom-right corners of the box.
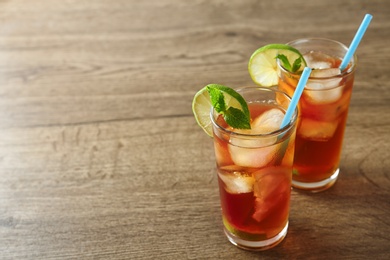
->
(276, 54), (302, 73)
(207, 86), (251, 129)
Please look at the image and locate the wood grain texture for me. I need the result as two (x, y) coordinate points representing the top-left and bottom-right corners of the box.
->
(0, 0), (389, 259)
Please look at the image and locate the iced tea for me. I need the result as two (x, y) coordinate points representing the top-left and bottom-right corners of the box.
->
(278, 38), (356, 192)
(211, 87), (297, 250)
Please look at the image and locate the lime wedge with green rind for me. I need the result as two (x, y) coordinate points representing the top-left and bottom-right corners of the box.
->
(248, 44), (307, 87)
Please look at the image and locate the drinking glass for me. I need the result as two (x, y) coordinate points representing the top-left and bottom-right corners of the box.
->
(211, 86), (297, 250)
(278, 38), (357, 192)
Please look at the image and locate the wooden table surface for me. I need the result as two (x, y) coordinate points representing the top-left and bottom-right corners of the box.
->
(0, 1), (389, 259)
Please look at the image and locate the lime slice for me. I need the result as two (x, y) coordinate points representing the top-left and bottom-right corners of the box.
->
(248, 44), (306, 87)
(192, 87), (213, 136)
(192, 84), (250, 137)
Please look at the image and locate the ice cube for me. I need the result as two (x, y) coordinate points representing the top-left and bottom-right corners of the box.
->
(311, 68), (341, 78)
(252, 166), (290, 198)
(251, 109), (284, 134)
(252, 166), (291, 222)
(305, 83), (343, 104)
(229, 109), (284, 148)
(298, 118), (338, 141)
(305, 69), (343, 104)
(218, 169), (255, 194)
(228, 145), (278, 168)
(303, 51), (334, 69)
(228, 109), (283, 168)
(213, 135), (234, 167)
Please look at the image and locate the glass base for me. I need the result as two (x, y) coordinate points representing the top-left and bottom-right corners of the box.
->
(292, 168), (339, 193)
(223, 222), (288, 251)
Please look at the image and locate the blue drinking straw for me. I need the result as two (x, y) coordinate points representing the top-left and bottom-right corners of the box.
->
(339, 14), (373, 71)
(280, 67), (312, 129)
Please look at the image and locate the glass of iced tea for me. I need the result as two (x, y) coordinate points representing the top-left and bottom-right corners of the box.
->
(211, 86), (297, 250)
(278, 38), (357, 192)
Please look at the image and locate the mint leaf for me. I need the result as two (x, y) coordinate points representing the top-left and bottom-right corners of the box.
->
(224, 107), (251, 129)
(207, 86), (226, 113)
(276, 54), (291, 71)
(277, 55), (303, 73)
(206, 85), (251, 130)
(291, 57), (302, 73)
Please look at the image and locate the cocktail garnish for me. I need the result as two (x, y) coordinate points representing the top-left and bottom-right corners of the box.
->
(248, 44), (307, 87)
(276, 54), (303, 73)
(192, 84), (251, 137)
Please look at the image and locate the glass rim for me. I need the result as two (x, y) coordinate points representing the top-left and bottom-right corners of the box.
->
(278, 37), (358, 79)
(210, 86), (297, 139)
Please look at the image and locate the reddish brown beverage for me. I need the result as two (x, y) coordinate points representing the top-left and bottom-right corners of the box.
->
(211, 87), (297, 250)
(278, 38), (356, 192)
